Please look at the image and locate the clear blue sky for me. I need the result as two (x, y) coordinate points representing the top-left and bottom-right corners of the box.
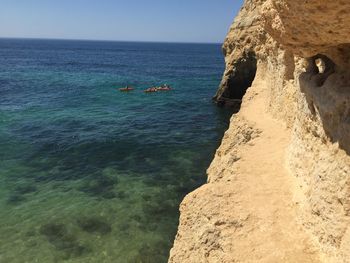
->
(0, 0), (243, 43)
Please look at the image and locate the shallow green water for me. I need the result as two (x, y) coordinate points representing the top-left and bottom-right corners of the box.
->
(0, 39), (231, 262)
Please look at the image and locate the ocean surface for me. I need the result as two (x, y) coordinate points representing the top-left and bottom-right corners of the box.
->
(0, 39), (231, 263)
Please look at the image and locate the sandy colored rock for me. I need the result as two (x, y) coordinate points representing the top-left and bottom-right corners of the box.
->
(170, 0), (350, 262)
(170, 71), (324, 262)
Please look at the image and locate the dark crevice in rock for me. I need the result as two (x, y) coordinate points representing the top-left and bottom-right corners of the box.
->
(306, 54), (336, 87)
(214, 52), (257, 113)
(300, 52), (350, 155)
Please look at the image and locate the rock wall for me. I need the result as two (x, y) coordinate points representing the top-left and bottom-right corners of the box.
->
(213, 0), (265, 108)
(170, 0), (350, 262)
(263, 0), (350, 260)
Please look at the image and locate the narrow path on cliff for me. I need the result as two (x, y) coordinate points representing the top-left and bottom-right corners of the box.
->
(170, 76), (325, 262)
(225, 78), (323, 262)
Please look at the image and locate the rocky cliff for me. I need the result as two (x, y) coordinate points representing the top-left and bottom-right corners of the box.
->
(170, 0), (350, 262)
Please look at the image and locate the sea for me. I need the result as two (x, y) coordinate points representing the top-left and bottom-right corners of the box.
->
(0, 38), (231, 263)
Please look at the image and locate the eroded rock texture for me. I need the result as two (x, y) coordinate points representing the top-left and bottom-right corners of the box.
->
(263, 1), (350, 260)
(170, 0), (350, 262)
(213, 0), (264, 109)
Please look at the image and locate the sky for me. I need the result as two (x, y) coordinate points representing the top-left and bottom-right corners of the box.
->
(0, 0), (243, 43)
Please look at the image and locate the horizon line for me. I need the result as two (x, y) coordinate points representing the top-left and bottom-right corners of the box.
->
(0, 36), (223, 45)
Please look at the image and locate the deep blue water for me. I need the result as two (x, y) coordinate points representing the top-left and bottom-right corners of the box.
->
(0, 39), (231, 262)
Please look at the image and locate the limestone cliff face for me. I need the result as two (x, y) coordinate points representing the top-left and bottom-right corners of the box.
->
(213, 0), (264, 108)
(170, 0), (350, 262)
(263, 1), (350, 260)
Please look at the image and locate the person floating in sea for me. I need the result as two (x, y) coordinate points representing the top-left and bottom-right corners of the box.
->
(157, 84), (172, 91)
(144, 87), (158, 93)
(119, 85), (134, 92)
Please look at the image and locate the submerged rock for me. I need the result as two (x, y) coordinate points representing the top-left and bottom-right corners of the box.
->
(6, 183), (38, 205)
(77, 216), (112, 235)
(78, 173), (119, 199)
(14, 184), (37, 195)
(134, 240), (170, 263)
(6, 193), (26, 204)
(40, 222), (90, 258)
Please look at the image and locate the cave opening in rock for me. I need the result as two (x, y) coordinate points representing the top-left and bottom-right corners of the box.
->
(219, 52), (257, 112)
(306, 54), (335, 87)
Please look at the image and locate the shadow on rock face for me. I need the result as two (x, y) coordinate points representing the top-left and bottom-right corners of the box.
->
(213, 51), (257, 111)
(300, 52), (350, 155)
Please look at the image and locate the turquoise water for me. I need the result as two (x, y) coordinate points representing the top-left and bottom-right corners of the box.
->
(0, 39), (231, 262)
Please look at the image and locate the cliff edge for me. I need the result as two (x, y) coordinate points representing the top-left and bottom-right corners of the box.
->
(170, 0), (350, 262)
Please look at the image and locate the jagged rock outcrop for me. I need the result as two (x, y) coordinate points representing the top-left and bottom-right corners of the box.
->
(170, 0), (350, 262)
(213, 0), (264, 109)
